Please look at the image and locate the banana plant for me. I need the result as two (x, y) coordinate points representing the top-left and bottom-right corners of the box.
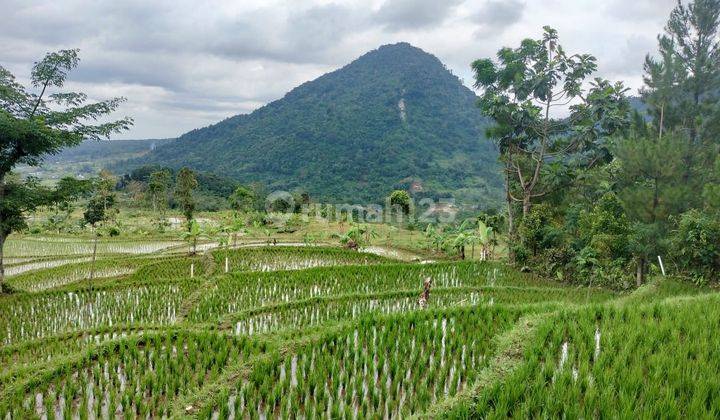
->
(476, 220), (494, 261)
(332, 223), (371, 250)
(229, 212), (247, 247)
(302, 232), (318, 246)
(181, 219), (203, 255)
(451, 231), (471, 260)
(362, 224), (379, 245)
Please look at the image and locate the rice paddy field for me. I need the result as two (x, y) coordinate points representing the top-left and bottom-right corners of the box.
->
(0, 235), (717, 418)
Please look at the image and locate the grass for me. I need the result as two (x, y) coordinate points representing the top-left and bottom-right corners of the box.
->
(0, 227), (716, 418)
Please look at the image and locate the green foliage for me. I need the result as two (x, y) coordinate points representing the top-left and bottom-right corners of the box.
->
(614, 132), (692, 224)
(0, 49), (131, 174)
(175, 167), (198, 226)
(0, 49), (131, 287)
(577, 193), (630, 262)
(642, 0), (720, 147)
(454, 298), (720, 417)
(228, 185), (255, 212)
(132, 43), (503, 206)
(480, 4), (720, 287)
(518, 204), (556, 257)
(147, 169), (171, 212)
(473, 26), (629, 220)
(83, 197), (106, 227)
(670, 209), (720, 284)
(388, 190), (411, 214)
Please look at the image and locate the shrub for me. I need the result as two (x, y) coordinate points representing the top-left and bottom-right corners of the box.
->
(670, 210), (720, 284)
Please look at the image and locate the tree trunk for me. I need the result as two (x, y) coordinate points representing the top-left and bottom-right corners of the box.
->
(459, 245), (465, 260)
(504, 162), (516, 264)
(505, 163), (515, 236)
(0, 175), (5, 293)
(636, 257), (645, 287)
(522, 195), (532, 218)
(90, 232), (98, 284)
(0, 231), (6, 293)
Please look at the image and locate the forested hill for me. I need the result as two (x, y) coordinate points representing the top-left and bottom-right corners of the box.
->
(132, 42), (503, 207)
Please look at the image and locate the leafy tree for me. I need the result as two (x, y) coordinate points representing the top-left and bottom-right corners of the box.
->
(175, 167), (198, 230)
(0, 49), (131, 291)
(577, 193), (631, 263)
(388, 190), (412, 215)
(228, 212), (247, 247)
(46, 177), (92, 233)
(424, 224), (445, 253)
(228, 186), (255, 213)
(302, 232), (318, 246)
(667, 0), (718, 141)
(517, 204), (556, 258)
(148, 169), (171, 213)
(83, 180), (115, 283)
(472, 26), (629, 224)
(334, 223), (374, 250)
(96, 169), (117, 212)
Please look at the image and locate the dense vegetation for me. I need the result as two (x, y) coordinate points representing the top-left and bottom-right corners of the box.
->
(131, 43), (504, 206)
(474, 2), (720, 288)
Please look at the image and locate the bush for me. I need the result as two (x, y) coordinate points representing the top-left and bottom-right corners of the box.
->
(670, 210), (720, 284)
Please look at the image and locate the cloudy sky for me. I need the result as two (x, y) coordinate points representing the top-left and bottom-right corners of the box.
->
(1, 0), (677, 139)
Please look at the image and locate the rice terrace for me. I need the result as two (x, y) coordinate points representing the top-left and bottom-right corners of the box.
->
(2, 0), (720, 418)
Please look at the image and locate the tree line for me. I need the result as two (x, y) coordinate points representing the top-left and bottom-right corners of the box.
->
(473, 0), (720, 287)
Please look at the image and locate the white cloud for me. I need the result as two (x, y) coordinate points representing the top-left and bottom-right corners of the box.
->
(0, 0), (677, 139)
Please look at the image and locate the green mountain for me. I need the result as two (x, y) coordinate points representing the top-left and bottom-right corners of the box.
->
(134, 43), (502, 207)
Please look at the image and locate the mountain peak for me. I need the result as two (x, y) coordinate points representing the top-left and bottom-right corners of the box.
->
(376, 41), (422, 52)
(134, 44), (502, 207)
(352, 42), (443, 69)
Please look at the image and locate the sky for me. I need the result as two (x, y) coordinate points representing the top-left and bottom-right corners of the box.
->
(1, 0), (677, 140)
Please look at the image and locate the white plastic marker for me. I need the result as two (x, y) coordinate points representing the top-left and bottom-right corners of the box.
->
(190, 263), (195, 278)
(658, 255), (666, 276)
(225, 257), (229, 273)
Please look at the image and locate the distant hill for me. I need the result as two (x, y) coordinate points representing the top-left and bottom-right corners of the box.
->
(51, 139), (174, 164)
(131, 43), (503, 208)
(18, 139), (174, 181)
